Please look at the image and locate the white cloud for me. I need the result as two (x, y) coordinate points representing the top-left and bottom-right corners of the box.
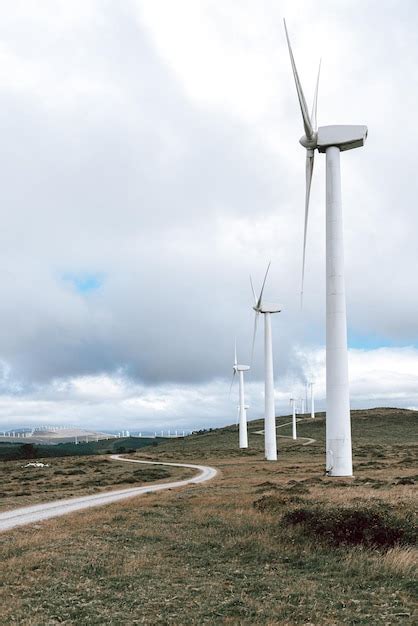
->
(0, 346), (417, 431)
(0, 2), (416, 428)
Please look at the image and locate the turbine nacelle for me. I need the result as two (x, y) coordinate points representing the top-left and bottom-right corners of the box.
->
(299, 126), (367, 153)
(234, 364), (250, 372)
(317, 125), (368, 153)
(253, 303), (282, 314)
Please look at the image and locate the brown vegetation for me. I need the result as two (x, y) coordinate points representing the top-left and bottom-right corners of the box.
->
(0, 408), (417, 624)
(0, 455), (194, 511)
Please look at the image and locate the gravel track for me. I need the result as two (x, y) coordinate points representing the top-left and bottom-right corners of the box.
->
(0, 455), (217, 532)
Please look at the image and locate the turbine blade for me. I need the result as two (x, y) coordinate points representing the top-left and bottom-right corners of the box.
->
(228, 369), (236, 398)
(301, 151), (314, 307)
(234, 339), (237, 367)
(257, 261), (271, 309)
(311, 59), (321, 131)
(250, 311), (259, 365)
(250, 275), (257, 305)
(283, 19), (314, 140)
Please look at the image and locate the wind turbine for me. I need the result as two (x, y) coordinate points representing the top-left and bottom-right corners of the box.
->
(290, 398), (297, 440)
(309, 381), (315, 418)
(231, 342), (250, 449)
(284, 20), (367, 476)
(251, 263), (282, 461)
(300, 397), (305, 415)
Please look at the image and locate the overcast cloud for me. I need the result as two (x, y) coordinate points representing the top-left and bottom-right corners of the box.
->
(0, 0), (417, 431)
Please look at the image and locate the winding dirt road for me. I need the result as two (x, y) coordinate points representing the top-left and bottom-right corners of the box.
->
(0, 456), (217, 533)
(252, 417), (316, 446)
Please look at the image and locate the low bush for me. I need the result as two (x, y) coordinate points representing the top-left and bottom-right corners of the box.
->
(254, 494), (305, 512)
(132, 468), (170, 481)
(282, 503), (416, 549)
(395, 476), (415, 485)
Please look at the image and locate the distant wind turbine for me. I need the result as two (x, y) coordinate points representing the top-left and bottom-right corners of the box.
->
(284, 20), (367, 476)
(251, 263), (282, 461)
(290, 398), (297, 440)
(230, 342), (250, 449)
(309, 382), (315, 418)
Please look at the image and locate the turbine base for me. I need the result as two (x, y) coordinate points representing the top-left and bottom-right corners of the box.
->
(326, 439), (353, 477)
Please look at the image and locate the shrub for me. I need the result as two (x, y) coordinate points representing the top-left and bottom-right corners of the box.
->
(282, 503), (416, 549)
(20, 444), (37, 459)
(132, 468), (170, 481)
(254, 494), (304, 512)
(395, 477), (415, 485)
(286, 481), (310, 494)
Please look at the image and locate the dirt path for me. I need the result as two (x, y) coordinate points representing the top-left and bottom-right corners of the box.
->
(252, 417), (316, 446)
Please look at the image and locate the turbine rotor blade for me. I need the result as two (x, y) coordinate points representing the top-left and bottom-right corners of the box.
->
(311, 59), (321, 131)
(229, 369), (236, 398)
(250, 311), (259, 365)
(301, 150), (314, 306)
(250, 275), (257, 306)
(257, 261), (271, 309)
(234, 339), (237, 367)
(283, 19), (314, 140)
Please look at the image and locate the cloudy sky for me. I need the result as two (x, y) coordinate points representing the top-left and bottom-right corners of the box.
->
(0, 0), (417, 432)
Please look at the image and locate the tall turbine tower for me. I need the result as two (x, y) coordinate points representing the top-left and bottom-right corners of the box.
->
(251, 263), (282, 461)
(284, 21), (367, 477)
(309, 382), (315, 418)
(290, 398), (297, 440)
(231, 343), (250, 449)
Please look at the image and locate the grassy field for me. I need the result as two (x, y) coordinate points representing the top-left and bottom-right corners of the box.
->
(0, 408), (416, 625)
(0, 455), (195, 511)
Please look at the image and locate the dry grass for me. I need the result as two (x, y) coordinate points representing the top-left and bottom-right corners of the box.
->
(0, 409), (417, 625)
(379, 546), (418, 576)
(343, 546), (418, 578)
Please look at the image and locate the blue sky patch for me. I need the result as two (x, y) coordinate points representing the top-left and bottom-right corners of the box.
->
(62, 272), (104, 294)
(348, 331), (404, 350)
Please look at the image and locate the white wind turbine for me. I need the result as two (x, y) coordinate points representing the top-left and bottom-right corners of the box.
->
(289, 397), (297, 440)
(309, 381), (315, 418)
(230, 342), (250, 449)
(251, 263), (282, 461)
(284, 20), (367, 477)
(300, 397), (306, 415)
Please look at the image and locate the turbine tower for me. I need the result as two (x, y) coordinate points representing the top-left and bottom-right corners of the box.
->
(309, 382), (315, 418)
(251, 263), (282, 461)
(284, 21), (367, 476)
(231, 342), (250, 449)
(290, 398), (297, 440)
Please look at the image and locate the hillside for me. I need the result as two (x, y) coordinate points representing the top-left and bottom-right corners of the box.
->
(0, 435), (163, 461)
(139, 406), (417, 459)
(1, 407), (416, 625)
